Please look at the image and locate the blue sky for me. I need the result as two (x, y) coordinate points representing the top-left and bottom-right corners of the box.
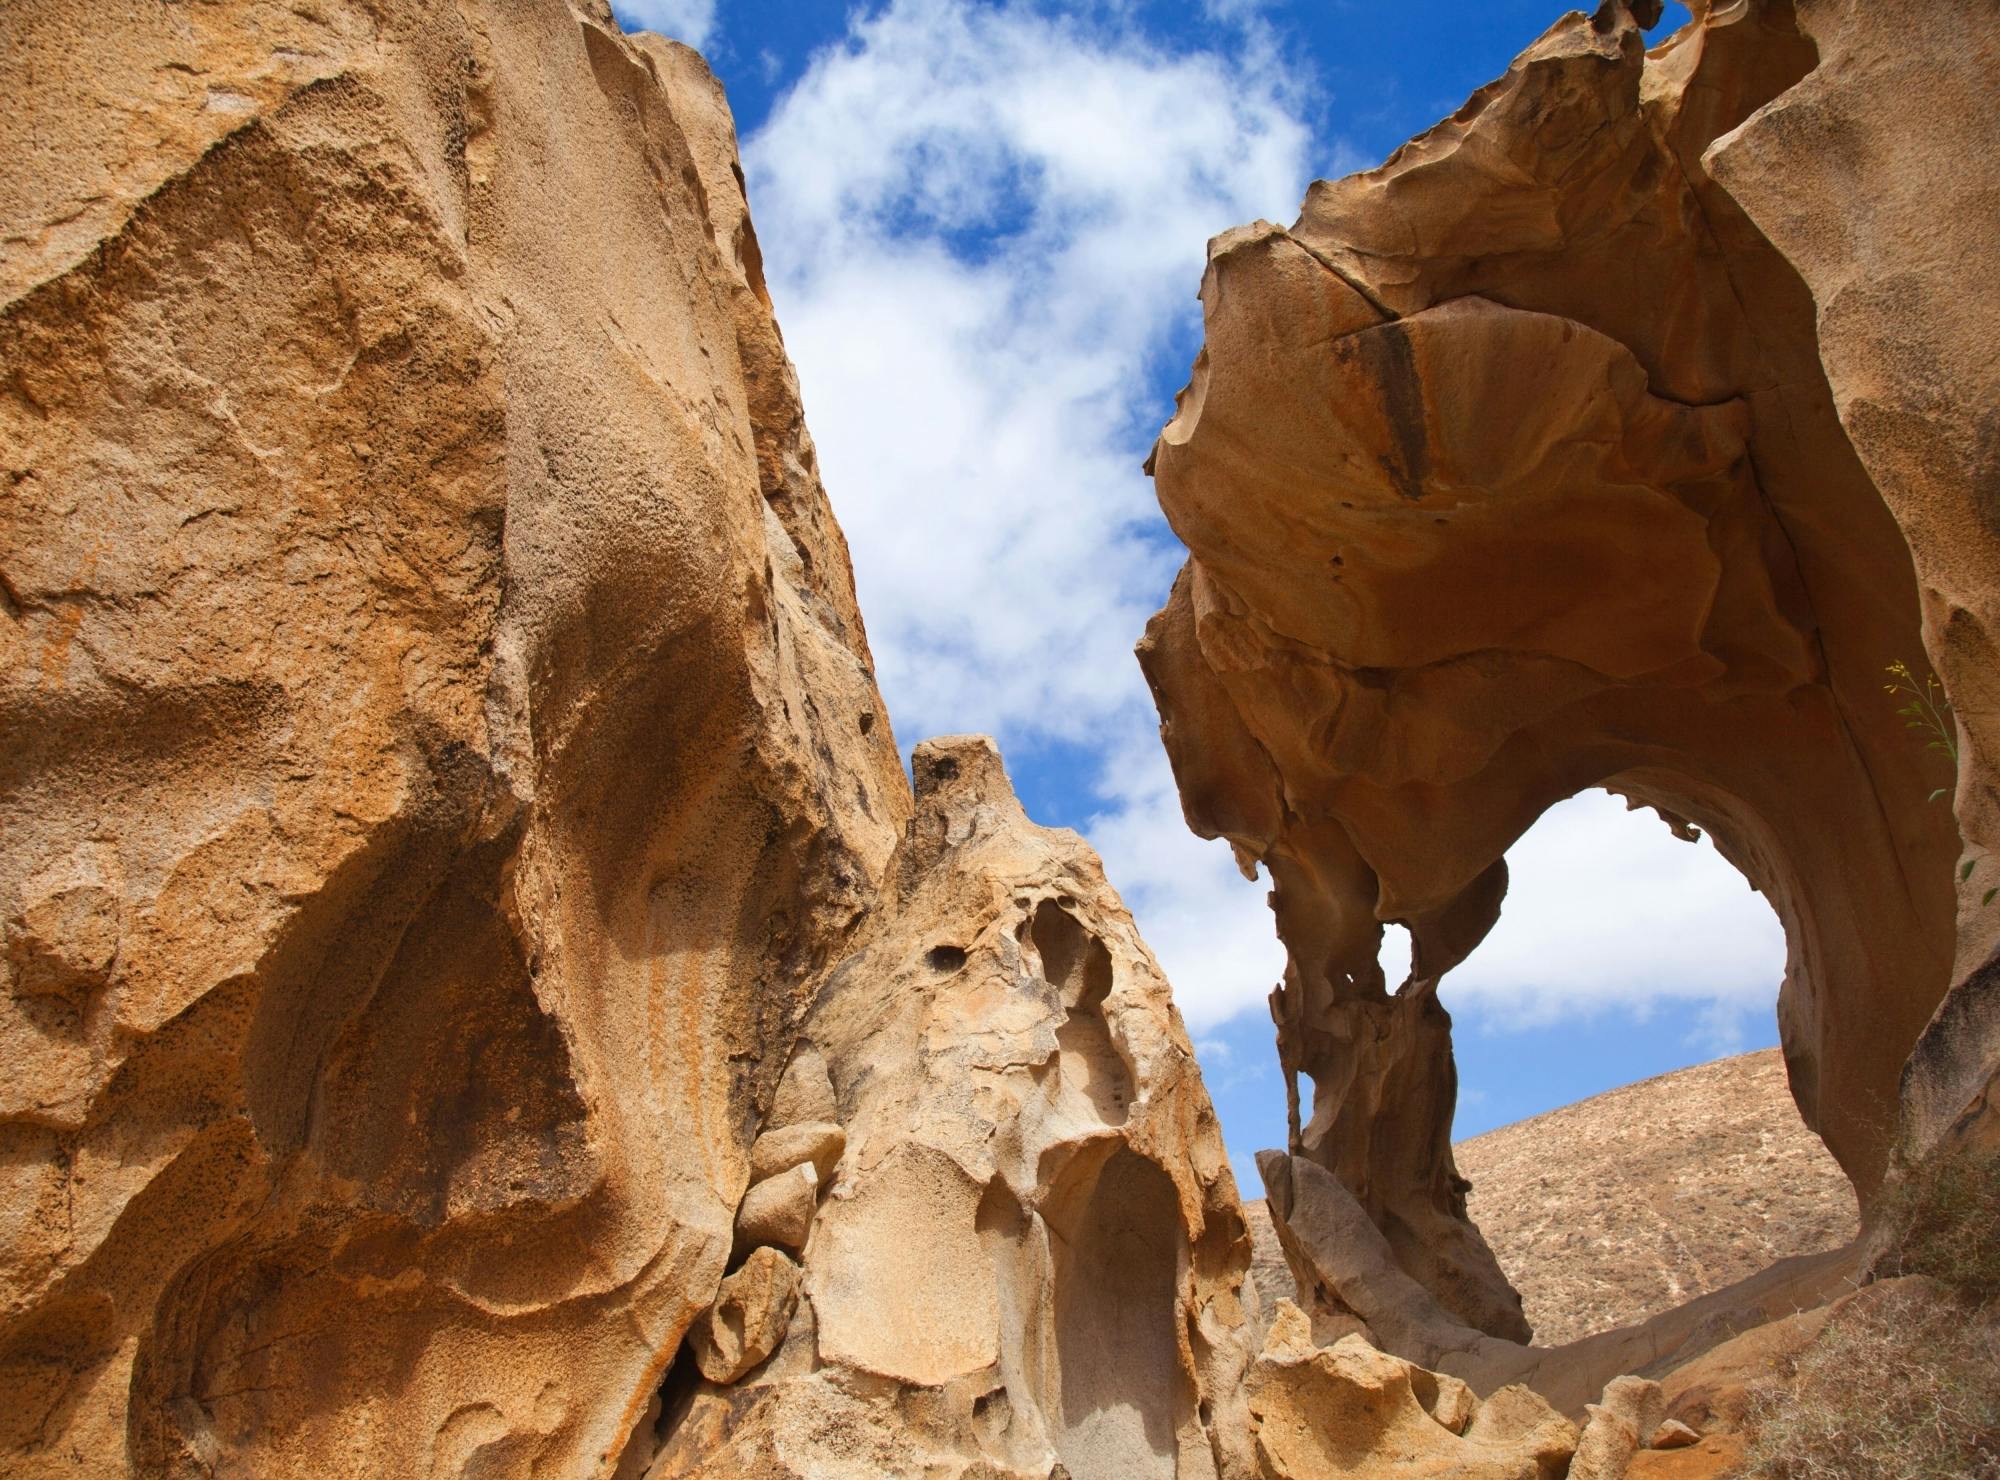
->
(608, 0), (1766, 1191)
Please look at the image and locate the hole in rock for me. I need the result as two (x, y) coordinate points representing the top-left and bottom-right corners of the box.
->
(1042, 1144), (1182, 1480)
(1029, 901), (1131, 1126)
(1220, 788), (1861, 1349)
(1426, 790), (1857, 1345)
(926, 944), (967, 972)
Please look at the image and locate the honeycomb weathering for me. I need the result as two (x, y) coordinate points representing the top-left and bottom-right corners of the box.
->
(0, 4), (918, 1471)
(1140, 0), (1983, 1359)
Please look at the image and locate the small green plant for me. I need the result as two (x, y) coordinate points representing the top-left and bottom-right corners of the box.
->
(1885, 659), (1958, 802)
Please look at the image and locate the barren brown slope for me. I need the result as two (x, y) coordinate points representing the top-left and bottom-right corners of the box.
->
(1246, 1050), (1858, 1349)
(1454, 1049), (1859, 1347)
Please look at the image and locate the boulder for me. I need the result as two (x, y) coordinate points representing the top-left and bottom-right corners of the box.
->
(1650, 1420), (1701, 1451)
(733, 1163), (820, 1257)
(1243, 1310), (1576, 1479)
(686, 1248), (802, 1386)
(748, 1122), (846, 1184)
(769, 1046), (839, 1130)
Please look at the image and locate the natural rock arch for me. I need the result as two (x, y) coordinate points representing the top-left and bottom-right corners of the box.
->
(1138, 0), (1962, 1364)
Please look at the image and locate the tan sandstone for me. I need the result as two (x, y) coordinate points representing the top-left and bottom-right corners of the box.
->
(0, 2), (910, 1473)
(1140, 0), (1981, 1392)
(686, 1248), (802, 1386)
(633, 738), (1262, 1479)
(4, 0), (2000, 1473)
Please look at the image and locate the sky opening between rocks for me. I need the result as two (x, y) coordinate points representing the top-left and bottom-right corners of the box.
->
(610, 0), (1776, 1188)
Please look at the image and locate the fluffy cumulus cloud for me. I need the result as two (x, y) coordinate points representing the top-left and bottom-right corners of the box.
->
(745, 0), (1309, 746)
(743, 0), (1309, 1028)
(740, 0), (1787, 1046)
(608, 0), (717, 51)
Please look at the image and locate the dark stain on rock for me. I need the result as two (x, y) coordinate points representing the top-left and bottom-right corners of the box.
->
(1357, 322), (1430, 502)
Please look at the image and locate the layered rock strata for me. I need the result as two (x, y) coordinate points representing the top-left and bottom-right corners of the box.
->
(0, 3), (916, 1473)
(1140, 0), (1972, 1363)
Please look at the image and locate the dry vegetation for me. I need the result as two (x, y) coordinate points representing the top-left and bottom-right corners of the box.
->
(1745, 1149), (2000, 1478)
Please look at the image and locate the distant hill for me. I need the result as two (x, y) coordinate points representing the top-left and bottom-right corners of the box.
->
(1247, 1048), (1859, 1347)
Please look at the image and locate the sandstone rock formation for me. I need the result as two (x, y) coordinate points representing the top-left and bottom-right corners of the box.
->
(1, 3), (914, 1473)
(7, 0), (2000, 1473)
(1140, 0), (1976, 1370)
(636, 737), (1258, 1480)
(1701, 0), (2000, 1170)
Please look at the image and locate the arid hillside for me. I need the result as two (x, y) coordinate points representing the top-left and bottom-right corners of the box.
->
(1249, 1049), (1859, 1348)
(1458, 1049), (1858, 1346)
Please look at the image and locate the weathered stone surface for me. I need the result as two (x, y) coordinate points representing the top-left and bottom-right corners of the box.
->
(1569, 1405), (1641, 1480)
(1599, 1376), (1666, 1448)
(0, 3), (910, 1474)
(1425, 1370), (1479, 1436)
(1704, 0), (2000, 1168)
(1244, 1307), (1577, 1479)
(733, 1162), (820, 1257)
(768, 1045), (839, 1130)
(637, 738), (1259, 1479)
(747, 1121), (846, 1184)
(1141, 0), (1964, 1361)
(687, 1248), (801, 1386)
(1650, 1419), (1701, 1451)
(1625, 1435), (1748, 1479)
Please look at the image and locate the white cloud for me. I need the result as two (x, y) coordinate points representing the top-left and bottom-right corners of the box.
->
(610, 0), (718, 51)
(742, 0), (1307, 1030)
(1439, 791), (1786, 1031)
(744, 0), (1310, 747)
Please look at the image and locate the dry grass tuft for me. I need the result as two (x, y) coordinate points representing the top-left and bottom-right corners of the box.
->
(1745, 1148), (2000, 1478)
(1872, 1146), (2000, 1299)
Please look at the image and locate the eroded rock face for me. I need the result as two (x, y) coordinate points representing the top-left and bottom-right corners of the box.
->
(1702, 0), (2000, 1166)
(0, 3), (908, 1473)
(638, 738), (1259, 1480)
(1139, 0), (1963, 1350)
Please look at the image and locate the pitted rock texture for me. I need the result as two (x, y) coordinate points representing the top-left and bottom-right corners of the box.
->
(637, 737), (1261, 1480)
(0, 3), (909, 1474)
(1139, 0), (1963, 1354)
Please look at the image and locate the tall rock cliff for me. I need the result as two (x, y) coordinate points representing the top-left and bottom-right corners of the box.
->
(1, 3), (910, 1471)
(0, 4), (1253, 1475)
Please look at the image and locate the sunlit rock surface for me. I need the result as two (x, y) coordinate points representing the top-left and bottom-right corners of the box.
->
(4, 0), (1999, 1473)
(1140, 0), (1968, 1361)
(1704, 0), (2000, 1166)
(638, 737), (1258, 1480)
(0, 3), (911, 1472)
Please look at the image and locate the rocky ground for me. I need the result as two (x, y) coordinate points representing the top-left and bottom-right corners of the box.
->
(1249, 1049), (1859, 1348)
